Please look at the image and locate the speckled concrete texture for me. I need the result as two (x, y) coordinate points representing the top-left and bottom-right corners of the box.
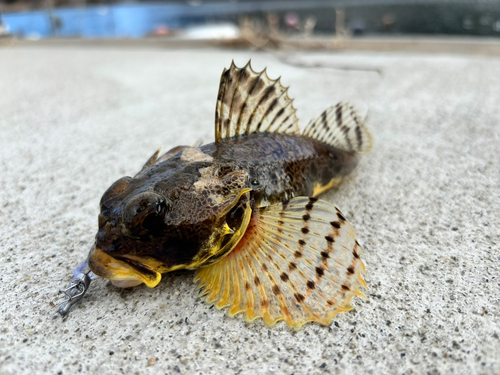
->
(0, 45), (499, 375)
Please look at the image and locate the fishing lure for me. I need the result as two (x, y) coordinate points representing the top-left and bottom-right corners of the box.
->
(59, 60), (372, 329)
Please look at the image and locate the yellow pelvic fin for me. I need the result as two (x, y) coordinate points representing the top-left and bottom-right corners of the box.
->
(312, 177), (343, 197)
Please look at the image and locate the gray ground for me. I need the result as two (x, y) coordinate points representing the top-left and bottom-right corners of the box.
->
(0, 44), (499, 375)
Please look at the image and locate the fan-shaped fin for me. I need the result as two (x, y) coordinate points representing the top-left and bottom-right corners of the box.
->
(194, 197), (367, 330)
(215, 60), (300, 142)
(303, 103), (373, 154)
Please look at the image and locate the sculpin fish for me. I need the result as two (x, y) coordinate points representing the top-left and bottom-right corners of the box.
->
(60, 61), (373, 329)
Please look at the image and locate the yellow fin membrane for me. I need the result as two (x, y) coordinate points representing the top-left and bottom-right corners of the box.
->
(194, 197), (367, 330)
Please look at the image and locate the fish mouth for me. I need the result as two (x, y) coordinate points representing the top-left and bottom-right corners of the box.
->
(88, 245), (162, 288)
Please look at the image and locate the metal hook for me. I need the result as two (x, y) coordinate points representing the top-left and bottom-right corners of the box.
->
(58, 270), (94, 316)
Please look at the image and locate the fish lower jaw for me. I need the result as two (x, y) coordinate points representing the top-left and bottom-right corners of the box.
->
(111, 279), (143, 288)
(88, 245), (162, 288)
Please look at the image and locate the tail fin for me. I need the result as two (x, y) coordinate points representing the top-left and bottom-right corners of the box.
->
(303, 103), (373, 154)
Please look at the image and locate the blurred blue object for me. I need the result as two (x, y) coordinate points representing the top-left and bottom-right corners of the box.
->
(3, 1), (500, 39)
(3, 4), (189, 38)
(3, 2), (304, 39)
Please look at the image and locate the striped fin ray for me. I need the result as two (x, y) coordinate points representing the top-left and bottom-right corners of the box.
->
(194, 197), (367, 329)
(303, 103), (373, 154)
(215, 60), (300, 142)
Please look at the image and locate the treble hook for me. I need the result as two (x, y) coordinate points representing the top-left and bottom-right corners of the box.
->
(57, 260), (96, 316)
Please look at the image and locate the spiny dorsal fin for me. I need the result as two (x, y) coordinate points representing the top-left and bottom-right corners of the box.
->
(215, 60), (300, 142)
(156, 145), (189, 164)
(134, 148), (161, 178)
(303, 103), (373, 154)
(194, 197), (367, 329)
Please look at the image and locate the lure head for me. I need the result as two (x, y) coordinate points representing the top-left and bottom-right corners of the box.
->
(88, 153), (252, 288)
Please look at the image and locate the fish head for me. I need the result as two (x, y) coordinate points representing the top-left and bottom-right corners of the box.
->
(87, 162), (252, 289)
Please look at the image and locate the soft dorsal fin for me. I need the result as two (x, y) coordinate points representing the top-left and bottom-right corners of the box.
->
(215, 60), (300, 142)
(303, 103), (373, 154)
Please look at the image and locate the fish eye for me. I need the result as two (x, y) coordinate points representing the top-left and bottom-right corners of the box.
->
(123, 192), (169, 236)
(141, 200), (168, 231)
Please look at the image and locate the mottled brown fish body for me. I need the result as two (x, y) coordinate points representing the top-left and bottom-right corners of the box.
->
(200, 132), (359, 206)
(92, 134), (357, 272)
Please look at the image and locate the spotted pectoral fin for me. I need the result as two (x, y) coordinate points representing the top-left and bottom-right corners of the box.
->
(215, 60), (300, 142)
(194, 197), (367, 329)
(303, 102), (373, 154)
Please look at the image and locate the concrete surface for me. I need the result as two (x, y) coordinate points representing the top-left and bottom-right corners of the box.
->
(0, 45), (499, 375)
(4, 36), (500, 57)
